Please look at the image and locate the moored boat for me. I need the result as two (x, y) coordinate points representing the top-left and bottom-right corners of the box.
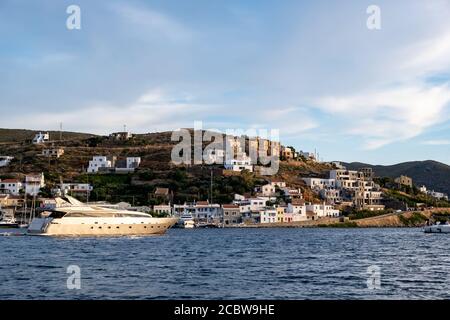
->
(424, 223), (450, 233)
(27, 196), (178, 236)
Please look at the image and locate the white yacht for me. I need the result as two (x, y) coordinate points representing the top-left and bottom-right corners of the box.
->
(27, 196), (178, 236)
(175, 212), (195, 228)
(424, 222), (450, 233)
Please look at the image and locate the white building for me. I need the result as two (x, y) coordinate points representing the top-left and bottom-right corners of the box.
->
(299, 151), (316, 161)
(41, 148), (64, 158)
(32, 132), (49, 144)
(419, 185), (427, 193)
(25, 173), (45, 196)
(306, 203), (340, 218)
(260, 208), (277, 223)
(0, 156), (14, 167)
(0, 179), (22, 195)
(287, 200), (306, 215)
(224, 154), (253, 172)
(126, 157), (141, 169)
(428, 190), (448, 200)
(54, 183), (93, 196)
(153, 204), (172, 215)
(303, 178), (336, 189)
(255, 183), (276, 196)
(248, 198), (267, 212)
(204, 149), (225, 164)
(87, 156), (113, 173)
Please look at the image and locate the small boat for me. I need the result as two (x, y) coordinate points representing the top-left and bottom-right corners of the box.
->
(177, 212), (195, 229)
(424, 223), (450, 233)
(0, 218), (20, 228)
(0, 210), (20, 228)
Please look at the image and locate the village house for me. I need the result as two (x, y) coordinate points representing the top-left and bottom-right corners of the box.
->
(319, 188), (342, 204)
(270, 180), (287, 188)
(109, 131), (133, 141)
(153, 204), (172, 215)
(0, 156), (14, 167)
(276, 206), (287, 222)
(260, 208), (277, 224)
(254, 183), (276, 197)
(394, 175), (413, 188)
(175, 201), (222, 223)
(0, 179), (22, 196)
(280, 146), (294, 160)
(153, 187), (171, 203)
(224, 155), (253, 172)
(25, 173), (45, 196)
(303, 178), (336, 190)
(282, 187), (303, 200)
(306, 203), (340, 218)
(222, 204), (242, 225)
(87, 156), (114, 173)
(52, 183), (93, 197)
(298, 151), (316, 161)
(32, 132), (50, 144)
(41, 148), (64, 158)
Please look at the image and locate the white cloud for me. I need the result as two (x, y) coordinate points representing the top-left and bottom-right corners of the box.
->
(3, 89), (207, 134)
(316, 84), (450, 149)
(422, 139), (450, 145)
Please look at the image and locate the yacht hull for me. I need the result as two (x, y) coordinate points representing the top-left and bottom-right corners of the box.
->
(424, 225), (450, 233)
(28, 217), (179, 236)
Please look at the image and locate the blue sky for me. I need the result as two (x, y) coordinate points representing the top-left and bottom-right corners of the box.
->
(1, 0), (450, 165)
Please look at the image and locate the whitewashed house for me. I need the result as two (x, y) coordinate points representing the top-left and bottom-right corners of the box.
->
(41, 148), (64, 158)
(53, 183), (93, 196)
(0, 156), (14, 167)
(32, 132), (50, 144)
(25, 173), (45, 196)
(224, 154), (253, 172)
(153, 204), (172, 215)
(255, 183), (276, 196)
(87, 156), (113, 173)
(303, 178), (336, 189)
(0, 179), (22, 195)
(126, 157), (141, 169)
(306, 203), (340, 218)
(260, 208), (277, 223)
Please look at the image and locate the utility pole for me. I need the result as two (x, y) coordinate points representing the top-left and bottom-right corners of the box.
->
(59, 122), (63, 141)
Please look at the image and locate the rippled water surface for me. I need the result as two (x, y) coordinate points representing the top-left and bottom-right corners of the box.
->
(0, 227), (449, 299)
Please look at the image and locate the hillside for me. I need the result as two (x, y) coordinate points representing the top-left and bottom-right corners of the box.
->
(0, 128), (331, 205)
(343, 160), (450, 195)
(0, 128), (96, 144)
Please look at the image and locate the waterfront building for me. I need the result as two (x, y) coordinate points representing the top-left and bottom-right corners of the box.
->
(306, 203), (340, 218)
(260, 208), (277, 223)
(222, 204), (242, 225)
(153, 204), (172, 215)
(276, 206), (287, 222)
